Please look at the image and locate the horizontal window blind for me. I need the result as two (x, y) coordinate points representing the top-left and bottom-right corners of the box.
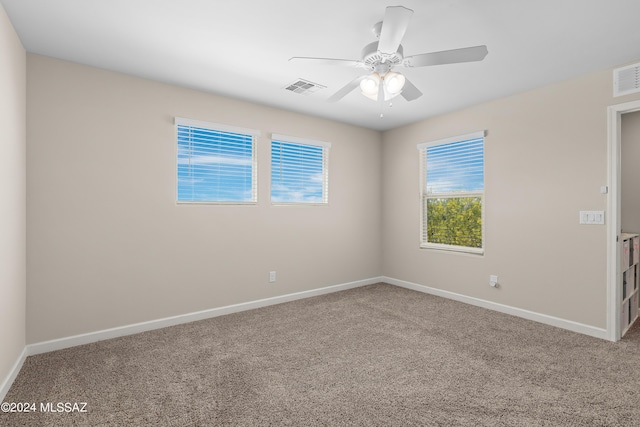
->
(419, 132), (485, 252)
(425, 137), (484, 194)
(271, 136), (330, 204)
(176, 120), (257, 203)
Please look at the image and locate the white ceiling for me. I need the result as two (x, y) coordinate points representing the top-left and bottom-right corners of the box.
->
(3, 0), (640, 131)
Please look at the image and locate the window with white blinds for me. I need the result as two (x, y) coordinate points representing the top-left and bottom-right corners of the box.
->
(176, 118), (258, 203)
(271, 134), (330, 204)
(418, 131), (485, 253)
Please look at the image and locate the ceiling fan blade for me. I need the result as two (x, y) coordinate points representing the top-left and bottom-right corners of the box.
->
(289, 57), (364, 68)
(401, 77), (422, 101)
(327, 75), (366, 102)
(403, 45), (488, 68)
(378, 6), (414, 55)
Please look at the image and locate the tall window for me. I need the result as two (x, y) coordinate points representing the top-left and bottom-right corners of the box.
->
(176, 118), (258, 203)
(418, 131), (485, 253)
(271, 134), (330, 204)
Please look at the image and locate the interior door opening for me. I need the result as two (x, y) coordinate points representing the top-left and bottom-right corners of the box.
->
(607, 100), (640, 341)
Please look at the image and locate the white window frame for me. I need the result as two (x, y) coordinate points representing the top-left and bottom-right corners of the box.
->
(418, 131), (485, 255)
(175, 117), (259, 205)
(270, 133), (330, 205)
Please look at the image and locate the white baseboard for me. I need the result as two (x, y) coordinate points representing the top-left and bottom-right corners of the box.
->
(0, 347), (28, 402)
(382, 276), (609, 340)
(27, 277), (383, 356)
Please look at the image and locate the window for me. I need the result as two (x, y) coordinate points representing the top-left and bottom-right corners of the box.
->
(418, 131), (485, 253)
(176, 117), (259, 203)
(271, 134), (330, 204)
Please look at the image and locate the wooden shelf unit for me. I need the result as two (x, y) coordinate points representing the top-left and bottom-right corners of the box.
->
(621, 233), (640, 336)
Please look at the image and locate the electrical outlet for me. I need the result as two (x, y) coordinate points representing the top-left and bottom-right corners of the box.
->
(269, 271), (276, 283)
(489, 275), (498, 287)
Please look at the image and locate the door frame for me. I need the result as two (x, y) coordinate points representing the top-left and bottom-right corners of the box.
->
(607, 99), (640, 341)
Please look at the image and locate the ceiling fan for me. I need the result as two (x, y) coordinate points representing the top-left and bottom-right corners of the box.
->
(290, 6), (488, 105)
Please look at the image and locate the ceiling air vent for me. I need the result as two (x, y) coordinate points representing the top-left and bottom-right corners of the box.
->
(614, 62), (640, 97)
(284, 79), (326, 95)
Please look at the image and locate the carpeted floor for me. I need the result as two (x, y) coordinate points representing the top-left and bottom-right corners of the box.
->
(2, 283), (640, 426)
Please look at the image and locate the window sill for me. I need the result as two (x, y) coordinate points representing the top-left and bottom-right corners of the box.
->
(270, 202), (329, 207)
(176, 201), (257, 206)
(420, 243), (484, 256)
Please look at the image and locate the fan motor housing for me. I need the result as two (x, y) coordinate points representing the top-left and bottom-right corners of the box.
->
(361, 41), (404, 72)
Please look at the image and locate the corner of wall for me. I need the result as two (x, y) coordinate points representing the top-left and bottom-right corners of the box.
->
(0, 2), (27, 402)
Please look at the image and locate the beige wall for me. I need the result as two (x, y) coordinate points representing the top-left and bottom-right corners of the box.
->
(0, 4), (26, 389)
(23, 47), (640, 343)
(382, 66), (640, 328)
(622, 110), (640, 234)
(26, 54), (382, 344)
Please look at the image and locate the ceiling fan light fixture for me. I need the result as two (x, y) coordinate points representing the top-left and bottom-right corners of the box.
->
(384, 71), (406, 95)
(292, 5), (489, 108)
(360, 73), (380, 100)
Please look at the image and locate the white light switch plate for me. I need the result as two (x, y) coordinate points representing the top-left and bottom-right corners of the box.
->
(579, 211), (605, 225)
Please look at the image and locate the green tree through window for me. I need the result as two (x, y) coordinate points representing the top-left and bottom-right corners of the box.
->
(419, 132), (484, 252)
(425, 197), (482, 248)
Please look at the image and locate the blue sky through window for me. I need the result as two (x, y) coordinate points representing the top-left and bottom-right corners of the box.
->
(271, 140), (325, 203)
(177, 125), (255, 202)
(426, 137), (484, 194)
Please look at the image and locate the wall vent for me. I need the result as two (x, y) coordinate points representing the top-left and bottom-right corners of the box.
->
(614, 62), (640, 97)
(284, 79), (326, 95)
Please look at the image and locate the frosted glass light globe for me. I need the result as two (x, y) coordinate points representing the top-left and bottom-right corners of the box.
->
(360, 74), (380, 95)
(385, 72), (405, 94)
